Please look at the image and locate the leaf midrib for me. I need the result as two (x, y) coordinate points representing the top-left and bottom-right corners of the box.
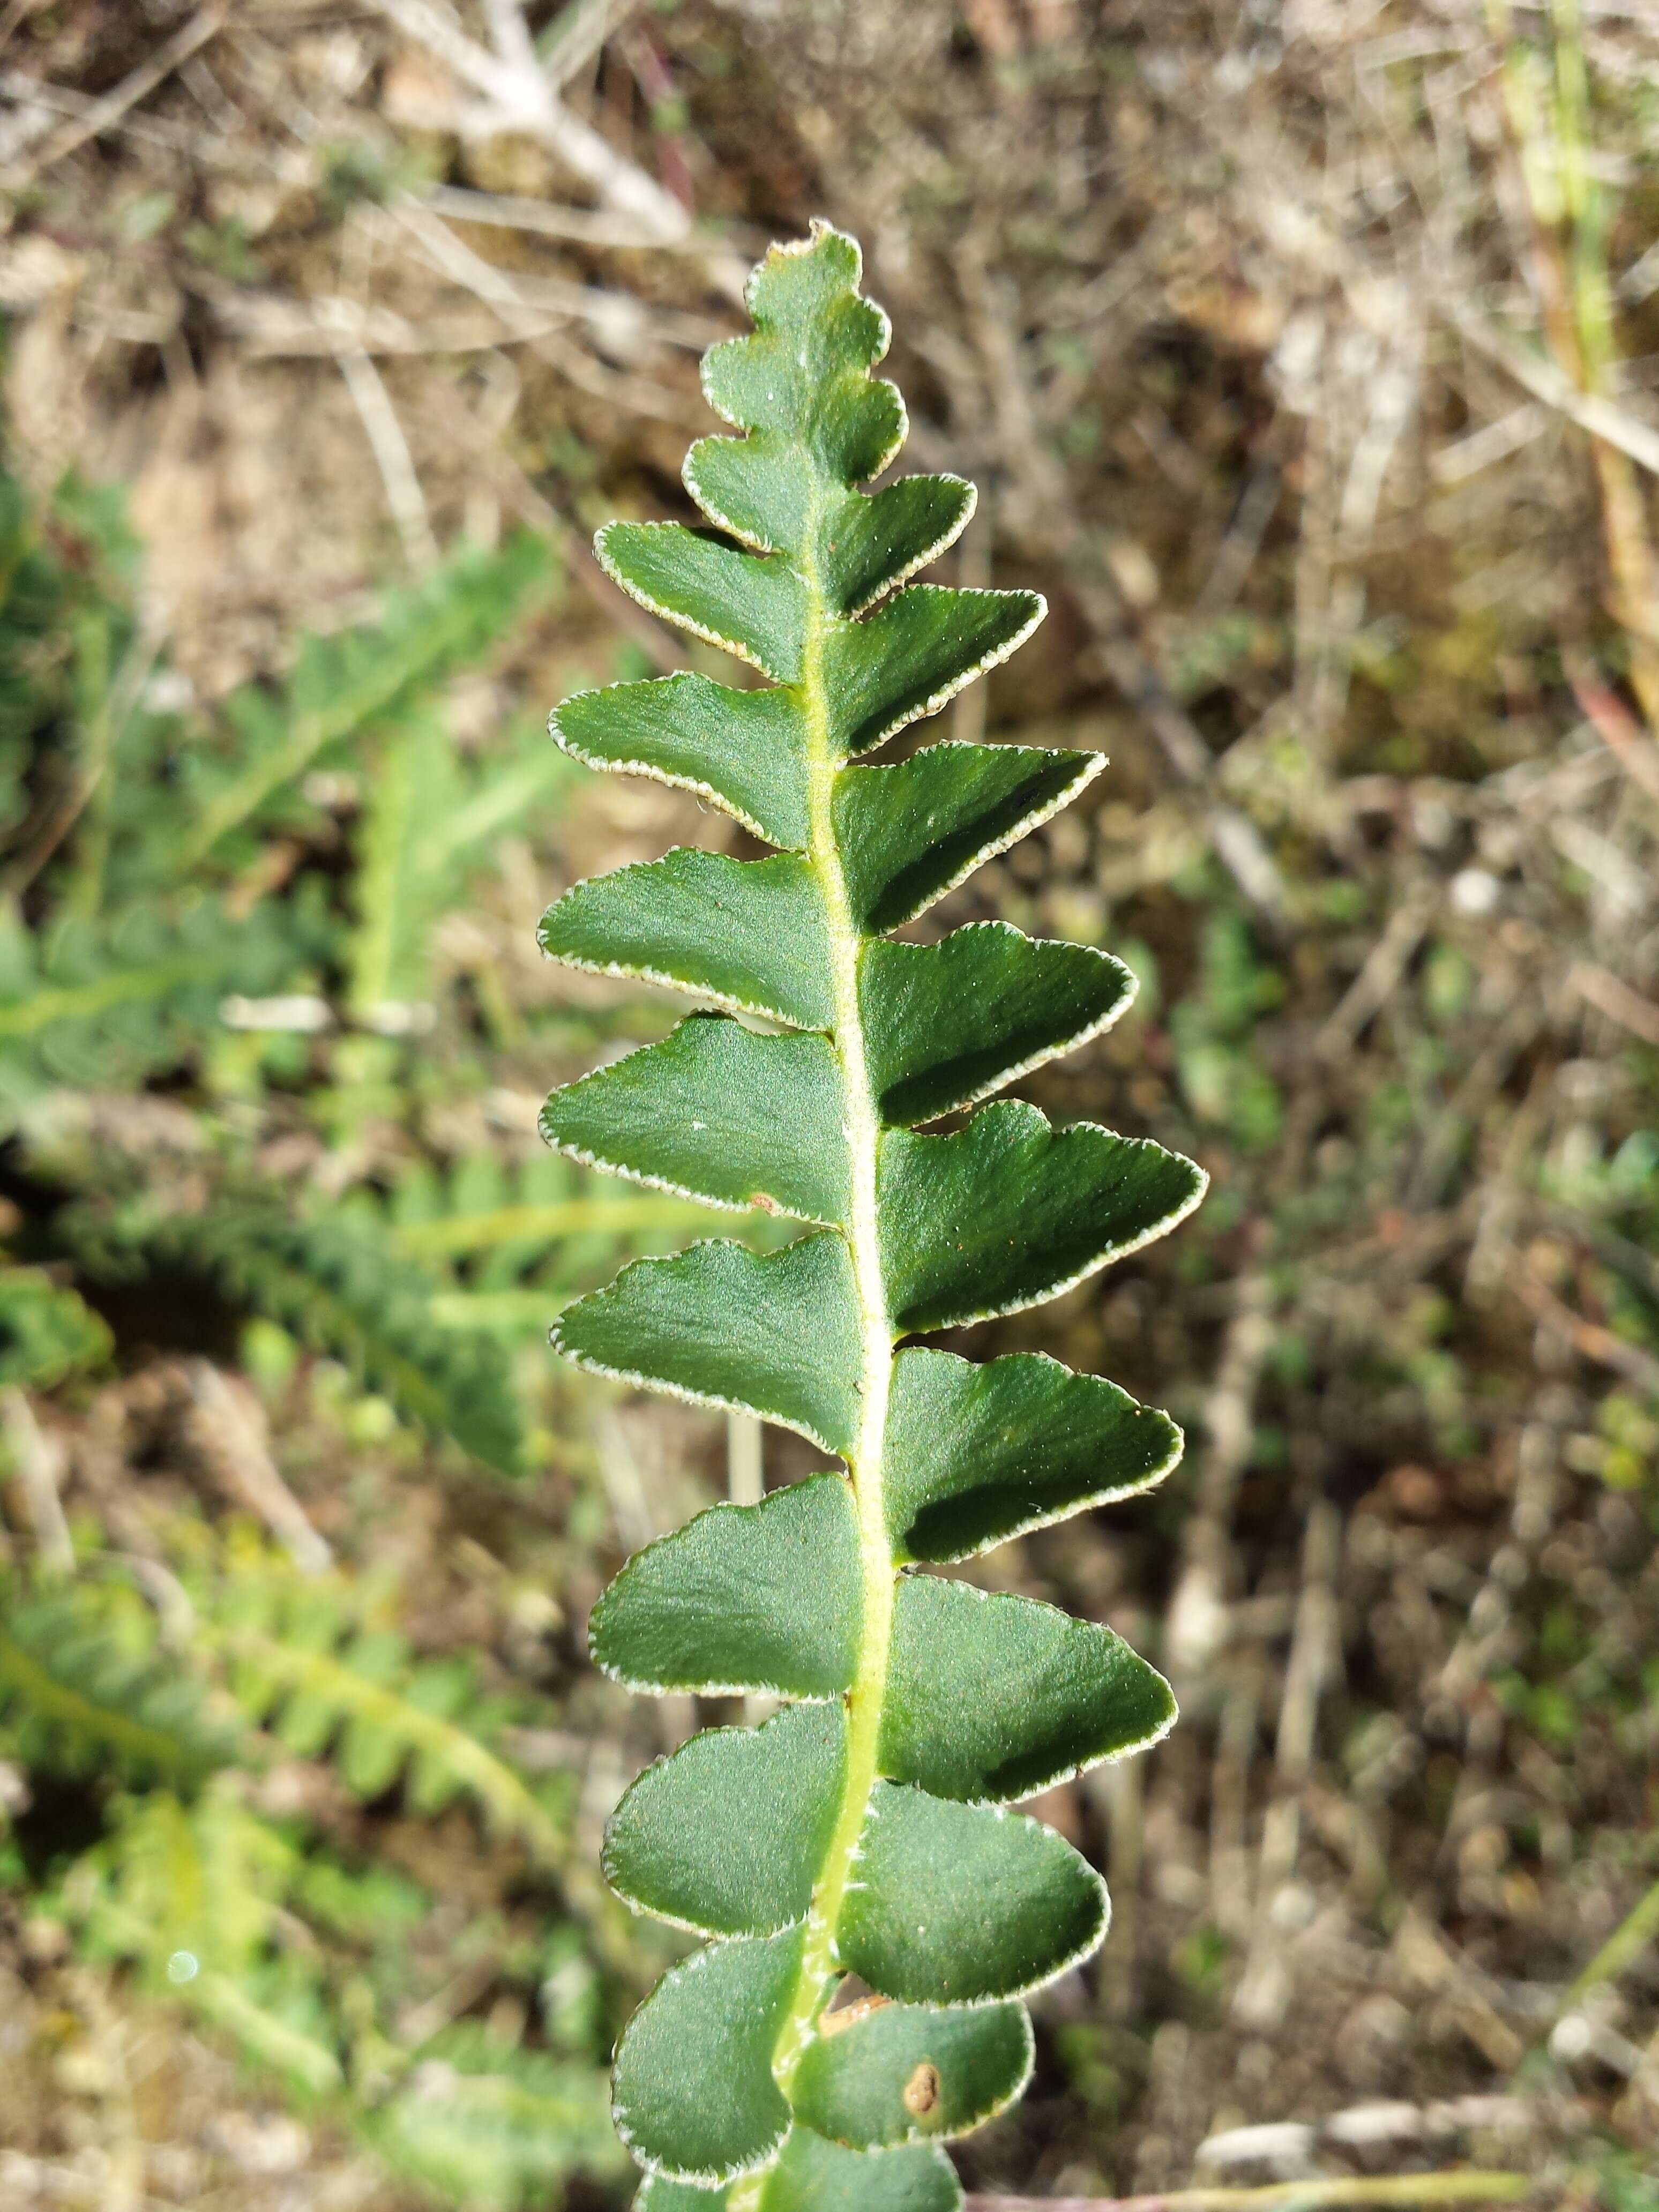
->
(743, 491), (899, 2143)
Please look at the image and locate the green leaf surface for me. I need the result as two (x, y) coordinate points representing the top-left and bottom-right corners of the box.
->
(612, 1929), (801, 2183)
(884, 1347), (1182, 1564)
(792, 1997), (1033, 2150)
(637, 2169), (719, 2212)
(861, 925), (1137, 1127)
(599, 521), (808, 682)
(878, 1101), (1207, 1332)
(540, 849), (832, 1029)
(684, 418), (972, 619)
(638, 2127), (960, 2212)
(760, 2128), (961, 2212)
(681, 424), (820, 562)
(881, 1579), (1176, 1804)
(603, 1701), (845, 1935)
(818, 476), (977, 616)
(554, 1234), (861, 1453)
(552, 674), (811, 848)
(836, 743), (1103, 932)
(588, 1475), (860, 1699)
(839, 1784), (1106, 2004)
(699, 228), (900, 484)
(823, 586), (1044, 760)
(541, 1015), (849, 1227)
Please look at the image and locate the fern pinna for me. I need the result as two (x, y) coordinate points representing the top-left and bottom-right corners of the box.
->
(539, 226), (1205, 2208)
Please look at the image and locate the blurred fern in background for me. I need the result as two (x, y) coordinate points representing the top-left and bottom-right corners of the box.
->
(0, 453), (709, 2206)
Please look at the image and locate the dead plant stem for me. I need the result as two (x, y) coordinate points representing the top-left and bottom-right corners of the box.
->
(962, 2175), (1530, 2211)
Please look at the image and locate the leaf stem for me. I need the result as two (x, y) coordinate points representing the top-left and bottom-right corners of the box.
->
(745, 518), (898, 2155)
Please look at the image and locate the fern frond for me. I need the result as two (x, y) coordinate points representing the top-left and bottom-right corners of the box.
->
(162, 535), (555, 883)
(69, 1782), (348, 2097)
(0, 1264), (111, 1388)
(373, 1146), (763, 1352)
(199, 1572), (562, 1864)
(363, 2023), (623, 2211)
(539, 226), (1204, 2204)
(0, 896), (309, 1130)
(393, 1141), (738, 1283)
(347, 711), (575, 1020)
(0, 1580), (237, 1785)
(395, 1192), (725, 1261)
(73, 1197), (525, 1472)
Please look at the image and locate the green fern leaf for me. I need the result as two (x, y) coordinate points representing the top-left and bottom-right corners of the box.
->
(0, 1264), (112, 1388)
(70, 1783), (348, 2097)
(537, 226), (1204, 2202)
(162, 535), (555, 883)
(354, 1142), (753, 1340)
(348, 711), (575, 1020)
(0, 895), (309, 1131)
(364, 2022), (623, 2211)
(200, 1573), (561, 1864)
(639, 2128), (959, 2212)
(0, 1580), (238, 1785)
(79, 1198), (525, 1471)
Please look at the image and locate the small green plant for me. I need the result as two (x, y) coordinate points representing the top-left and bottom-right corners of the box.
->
(0, 454), (718, 1464)
(540, 225), (1204, 2204)
(0, 448), (685, 2208)
(0, 1544), (618, 2209)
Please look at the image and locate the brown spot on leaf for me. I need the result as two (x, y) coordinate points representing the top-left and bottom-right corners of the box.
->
(901, 2060), (940, 2116)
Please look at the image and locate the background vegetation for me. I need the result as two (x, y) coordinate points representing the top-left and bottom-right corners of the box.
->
(0, 2), (1655, 2206)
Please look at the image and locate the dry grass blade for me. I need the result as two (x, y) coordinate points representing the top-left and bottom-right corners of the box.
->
(1448, 303), (1659, 479)
(962, 2176), (1531, 2211)
(337, 349), (439, 571)
(0, 4), (226, 188)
